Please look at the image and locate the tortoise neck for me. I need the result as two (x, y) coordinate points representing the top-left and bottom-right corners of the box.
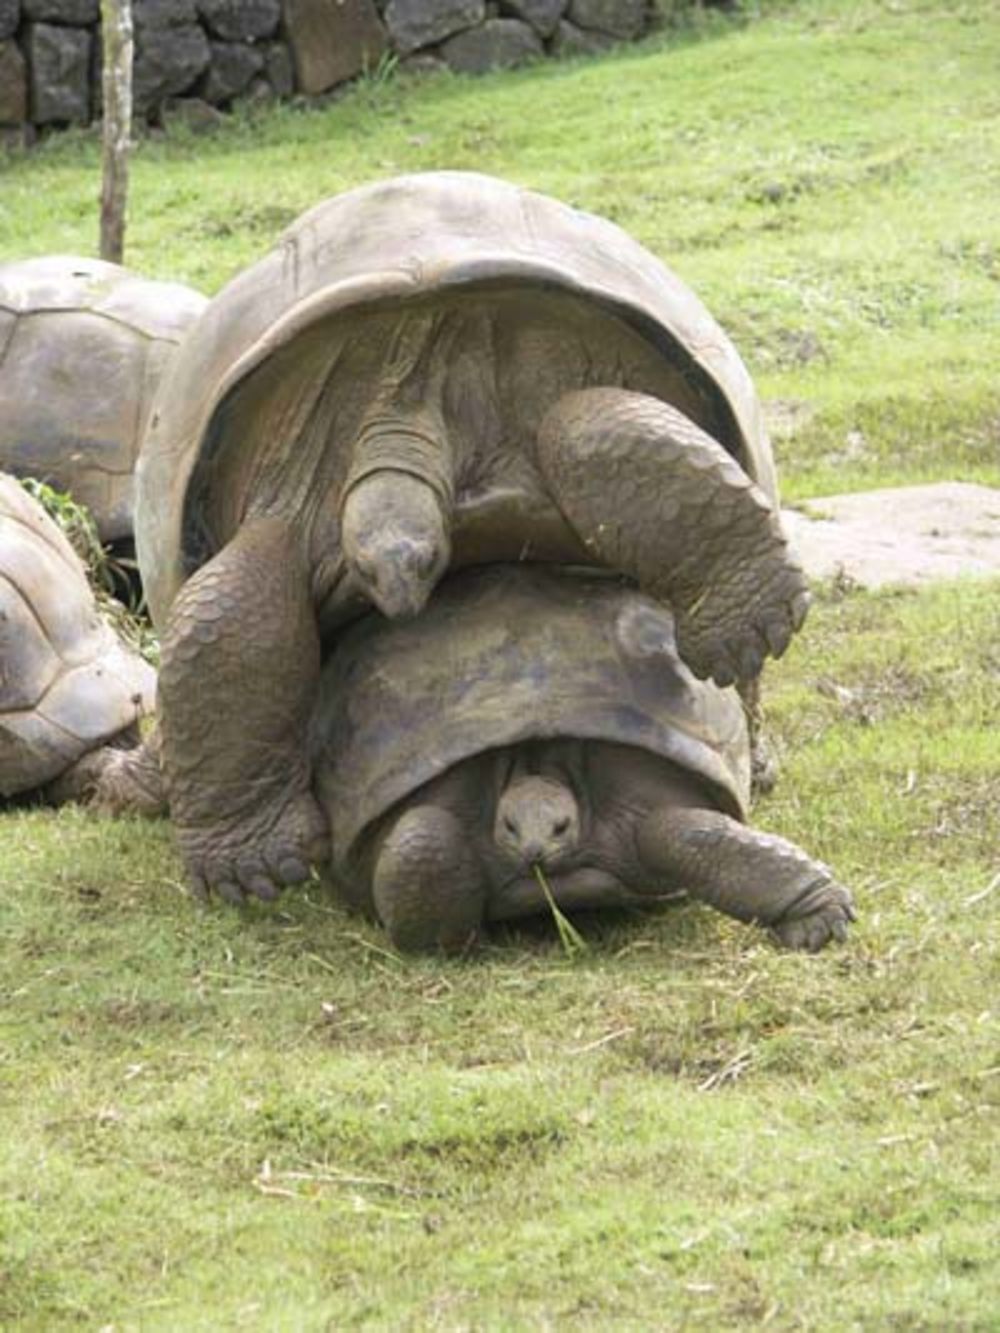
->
(346, 416), (455, 513)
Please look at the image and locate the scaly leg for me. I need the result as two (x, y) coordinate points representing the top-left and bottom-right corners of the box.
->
(158, 517), (329, 903)
(372, 805), (486, 953)
(636, 807), (855, 951)
(47, 730), (167, 816)
(536, 388), (809, 686)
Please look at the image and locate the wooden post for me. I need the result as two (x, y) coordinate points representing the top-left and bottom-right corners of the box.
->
(99, 0), (133, 264)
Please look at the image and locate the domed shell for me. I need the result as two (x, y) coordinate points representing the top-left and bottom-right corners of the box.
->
(312, 564), (751, 873)
(0, 474), (155, 796)
(137, 171), (776, 629)
(0, 255), (207, 541)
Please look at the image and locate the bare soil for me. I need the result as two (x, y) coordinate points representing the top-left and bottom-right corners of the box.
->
(782, 482), (1000, 588)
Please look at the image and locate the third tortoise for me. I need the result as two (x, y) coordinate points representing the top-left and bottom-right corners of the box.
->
(0, 255), (206, 542)
(309, 564), (854, 954)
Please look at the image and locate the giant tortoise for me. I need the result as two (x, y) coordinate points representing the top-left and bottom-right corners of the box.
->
(309, 564), (854, 953)
(0, 474), (156, 802)
(0, 255), (206, 542)
(136, 172), (808, 900)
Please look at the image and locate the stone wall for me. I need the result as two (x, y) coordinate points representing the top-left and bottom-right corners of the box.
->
(0, 0), (725, 142)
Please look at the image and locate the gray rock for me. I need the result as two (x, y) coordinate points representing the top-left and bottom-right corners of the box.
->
(550, 16), (612, 54)
(566, 0), (645, 38)
(384, 0), (485, 56)
(26, 22), (92, 123)
(0, 39), (26, 122)
(197, 0), (281, 41)
(22, 0), (97, 22)
(200, 40), (265, 103)
(441, 17), (542, 73)
(0, 0), (19, 41)
(399, 51), (448, 77)
(264, 40), (294, 97)
(499, 0), (563, 37)
(134, 0), (199, 30)
(161, 95), (226, 133)
(284, 0), (388, 95)
(1, 123), (37, 148)
(134, 21), (211, 117)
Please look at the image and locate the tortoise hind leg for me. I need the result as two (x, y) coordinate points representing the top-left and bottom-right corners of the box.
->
(158, 516), (329, 903)
(535, 388), (809, 687)
(46, 730), (167, 815)
(372, 805), (486, 953)
(635, 806), (856, 951)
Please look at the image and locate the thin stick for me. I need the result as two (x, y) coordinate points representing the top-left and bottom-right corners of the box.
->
(99, 0), (133, 263)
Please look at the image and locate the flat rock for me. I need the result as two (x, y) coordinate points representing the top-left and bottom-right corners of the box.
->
(783, 482), (1000, 588)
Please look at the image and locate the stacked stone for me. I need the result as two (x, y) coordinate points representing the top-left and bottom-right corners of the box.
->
(0, 0), (671, 141)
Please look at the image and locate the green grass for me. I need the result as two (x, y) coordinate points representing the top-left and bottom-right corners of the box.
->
(2, 0), (999, 1324)
(2, 0), (998, 499)
(2, 579), (998, 1327)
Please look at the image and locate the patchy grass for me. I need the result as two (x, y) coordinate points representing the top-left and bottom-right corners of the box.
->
(1, 0), (998, 499)
(1, 579), (998, 1326)
(1, 0), (998, 1324)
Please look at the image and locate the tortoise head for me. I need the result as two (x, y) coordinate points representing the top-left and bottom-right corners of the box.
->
(340, 471), (451, 620)
(494, 773), (581, 872)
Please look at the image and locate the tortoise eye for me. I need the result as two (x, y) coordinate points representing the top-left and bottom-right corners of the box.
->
(503, 815), (518, 834)
(553, 817), (570, 835)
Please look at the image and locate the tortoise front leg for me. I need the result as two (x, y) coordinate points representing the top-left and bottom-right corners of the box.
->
(158, 516), (329, 902)
(635, 807), (856, 951)
(535, 388), (809, 687)
(372, 805), (486, 953)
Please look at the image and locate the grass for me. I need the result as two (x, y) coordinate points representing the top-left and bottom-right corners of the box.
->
(2, 0), (998, 500)
(1, 0), (998, 1325)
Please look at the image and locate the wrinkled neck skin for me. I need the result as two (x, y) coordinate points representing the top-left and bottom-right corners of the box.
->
(333, 309), (460, 621)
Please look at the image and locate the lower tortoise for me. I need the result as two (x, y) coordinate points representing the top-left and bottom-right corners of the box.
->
(308, 565), (855, 953)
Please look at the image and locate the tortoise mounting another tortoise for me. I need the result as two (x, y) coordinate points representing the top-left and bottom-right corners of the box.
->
(309, 564), (854, 953)
(135, 171), (809, 901)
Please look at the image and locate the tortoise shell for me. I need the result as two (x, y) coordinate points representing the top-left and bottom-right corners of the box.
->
(136, 171), (776, 629)
(311, 564), (751, 874)
(0, 255), (206, 541)
(0, 474), (155, 796)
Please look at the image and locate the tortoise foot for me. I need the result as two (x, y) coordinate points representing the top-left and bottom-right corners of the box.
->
(674, 557), (810, 687)
(771, 880), (856, 952)
(180, 788), (330, 904)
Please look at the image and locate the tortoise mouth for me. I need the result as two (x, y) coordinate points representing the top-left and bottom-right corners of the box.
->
(488, 866), (626, 920)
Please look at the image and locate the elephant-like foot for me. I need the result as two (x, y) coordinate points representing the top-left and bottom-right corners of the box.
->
(771, 878), (857, 953)
(536, 388), (811, 688)
(674, 554), (810, 687)
(180, 786), (330, 904)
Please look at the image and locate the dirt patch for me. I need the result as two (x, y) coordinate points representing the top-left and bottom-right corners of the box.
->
(782, 482), (1000, 588)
